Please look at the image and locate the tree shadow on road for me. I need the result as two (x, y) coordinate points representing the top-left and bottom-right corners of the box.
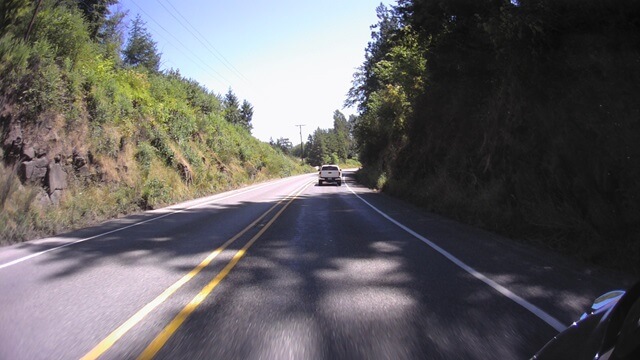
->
(0, 172), (634, 359)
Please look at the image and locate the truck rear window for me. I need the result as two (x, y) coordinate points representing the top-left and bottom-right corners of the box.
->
(322, 166), (339, 171)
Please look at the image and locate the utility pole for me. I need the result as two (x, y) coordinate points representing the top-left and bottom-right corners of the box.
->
(295, 124), (305, 163)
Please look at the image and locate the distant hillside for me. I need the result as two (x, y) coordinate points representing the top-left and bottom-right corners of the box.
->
(0, 1), (309, 244)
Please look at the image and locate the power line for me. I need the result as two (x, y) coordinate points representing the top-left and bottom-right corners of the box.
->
(145, 23), (226, 86)
(295, 124), (306, 162)
(158, 0), (250, 83)
(129, 0), (227, 82)
(127, 0), (231, 86)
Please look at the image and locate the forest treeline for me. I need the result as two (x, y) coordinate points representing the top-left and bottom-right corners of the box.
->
(271, 110), (358, 167)
(0, 0), (308, 243)
(349, 0), (640, 274)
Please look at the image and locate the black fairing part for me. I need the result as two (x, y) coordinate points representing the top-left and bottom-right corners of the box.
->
(609, 285), (640, 360)
(533, 280), (640, 360)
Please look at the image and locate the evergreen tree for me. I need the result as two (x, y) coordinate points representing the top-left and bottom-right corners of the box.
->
(347, 114), (358, 158)
(305, 128), (328, 166)
(222, 90), (253, 132)
(271, 137), (292, 154)
(99, 9), (127, 63)
(332, 110), (350, 161)
(348, 0), (640, 273)
(223, 88), (241, 125)
(239, 99), (253, 131)
(74, 0), (118, 39)
(123, 14), (160, 72)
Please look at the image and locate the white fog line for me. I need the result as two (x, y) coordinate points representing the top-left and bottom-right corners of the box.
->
(345, 182), (566, 332)
(0, 176), (306, 270)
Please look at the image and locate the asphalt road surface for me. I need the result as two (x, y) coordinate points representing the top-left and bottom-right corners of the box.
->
(0, 171), (633, 359)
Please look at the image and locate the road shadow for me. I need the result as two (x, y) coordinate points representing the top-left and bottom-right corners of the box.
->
(1, 171), (634, 359)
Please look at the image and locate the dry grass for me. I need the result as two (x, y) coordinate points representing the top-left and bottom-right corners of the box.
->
(0, 164), (39, 245)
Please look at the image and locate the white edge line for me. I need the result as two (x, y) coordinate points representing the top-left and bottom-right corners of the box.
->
(0, 175), (311, 270)
(345, 181), (567, 333)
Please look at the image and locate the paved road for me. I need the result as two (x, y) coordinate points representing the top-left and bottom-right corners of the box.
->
(0, 171), (633, 359)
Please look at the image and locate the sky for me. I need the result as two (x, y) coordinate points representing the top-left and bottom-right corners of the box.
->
(115, 0), (390, 144)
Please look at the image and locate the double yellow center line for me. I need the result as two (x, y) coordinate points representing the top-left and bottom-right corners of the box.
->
(82, 181), (312, 360)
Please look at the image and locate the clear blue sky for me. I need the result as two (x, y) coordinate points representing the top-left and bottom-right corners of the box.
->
(115, 0), (390, 143)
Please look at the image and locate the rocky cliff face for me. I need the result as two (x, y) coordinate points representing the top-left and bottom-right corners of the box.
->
(2, 107), (93, 205)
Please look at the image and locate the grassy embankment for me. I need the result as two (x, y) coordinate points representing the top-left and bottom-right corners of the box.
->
(0, 4), (311, 245)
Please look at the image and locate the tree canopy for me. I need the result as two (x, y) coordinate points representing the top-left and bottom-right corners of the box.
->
(349, 0), (640, 274)
(223, 89), (253, 132)
(299, 110), (355, 166)
(73, 0), (118, 39)
(123, 14), (160, 72)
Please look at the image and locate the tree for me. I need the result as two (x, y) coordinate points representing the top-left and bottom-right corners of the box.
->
(346, 4), (423, 171)
(99, 9), (127, 63)
(123, 14), (160, 72)
(346, 4), (402, 111)
(300, 110), (356, 166)
(239, 99), (253, 131)
(223, 88), (241, 125)
(305, 128), (329, 166)
(270, 137), (292, 154)
(74, 0), (118, 39)
(223, 89), (253, 132)
(348, 0), (640, 274)
(332, 110), (350, 161)
(347, 114), (359, 158)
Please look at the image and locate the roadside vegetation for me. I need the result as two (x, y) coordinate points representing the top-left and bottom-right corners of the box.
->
(0, 0), (309, 245)
(348, 1), (640, 275)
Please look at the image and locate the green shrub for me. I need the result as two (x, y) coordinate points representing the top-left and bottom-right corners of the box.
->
(180, 142), (203, 169)
(135, 141), (156, 171)
(16, 40), (66, 119)
(0, 35), (31, 96)
(0, 2), (312, 246)
(355, 165), (386, 190)
(34, 5), (92, 63)
(141, 177), (170, 209)
(91, 124), (120, 158)
(150, 132), (175, 167)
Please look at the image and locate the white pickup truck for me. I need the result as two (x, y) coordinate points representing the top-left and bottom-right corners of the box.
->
(318, 164), (342, 186)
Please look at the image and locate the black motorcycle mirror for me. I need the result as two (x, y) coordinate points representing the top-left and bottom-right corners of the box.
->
(532, 281), (640, 360)
(579, 290), (626, 321)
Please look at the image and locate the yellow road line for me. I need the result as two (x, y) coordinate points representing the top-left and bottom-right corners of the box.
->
(136, 182), (311, 360)
(81, 182), (309, 360)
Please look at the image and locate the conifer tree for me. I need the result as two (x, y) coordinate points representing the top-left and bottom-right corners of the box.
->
(123, 14), (160, 72)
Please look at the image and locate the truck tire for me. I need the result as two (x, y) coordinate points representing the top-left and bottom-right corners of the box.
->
(318, 180), (323, 186)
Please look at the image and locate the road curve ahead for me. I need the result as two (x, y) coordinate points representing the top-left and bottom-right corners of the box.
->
(0, 171), (631, 359)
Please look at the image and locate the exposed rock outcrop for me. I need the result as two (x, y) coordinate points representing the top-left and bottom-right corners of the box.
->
(177, 162), (193, 184)
(19, 156), (49, 185)
(72, 151), (90, 179)
(22, 146), (35, 161)
(46, 157), (68, 205)
(47, 157), (67, 190)
(2, 113), (79, 205)
(2, 119), (23, 161)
